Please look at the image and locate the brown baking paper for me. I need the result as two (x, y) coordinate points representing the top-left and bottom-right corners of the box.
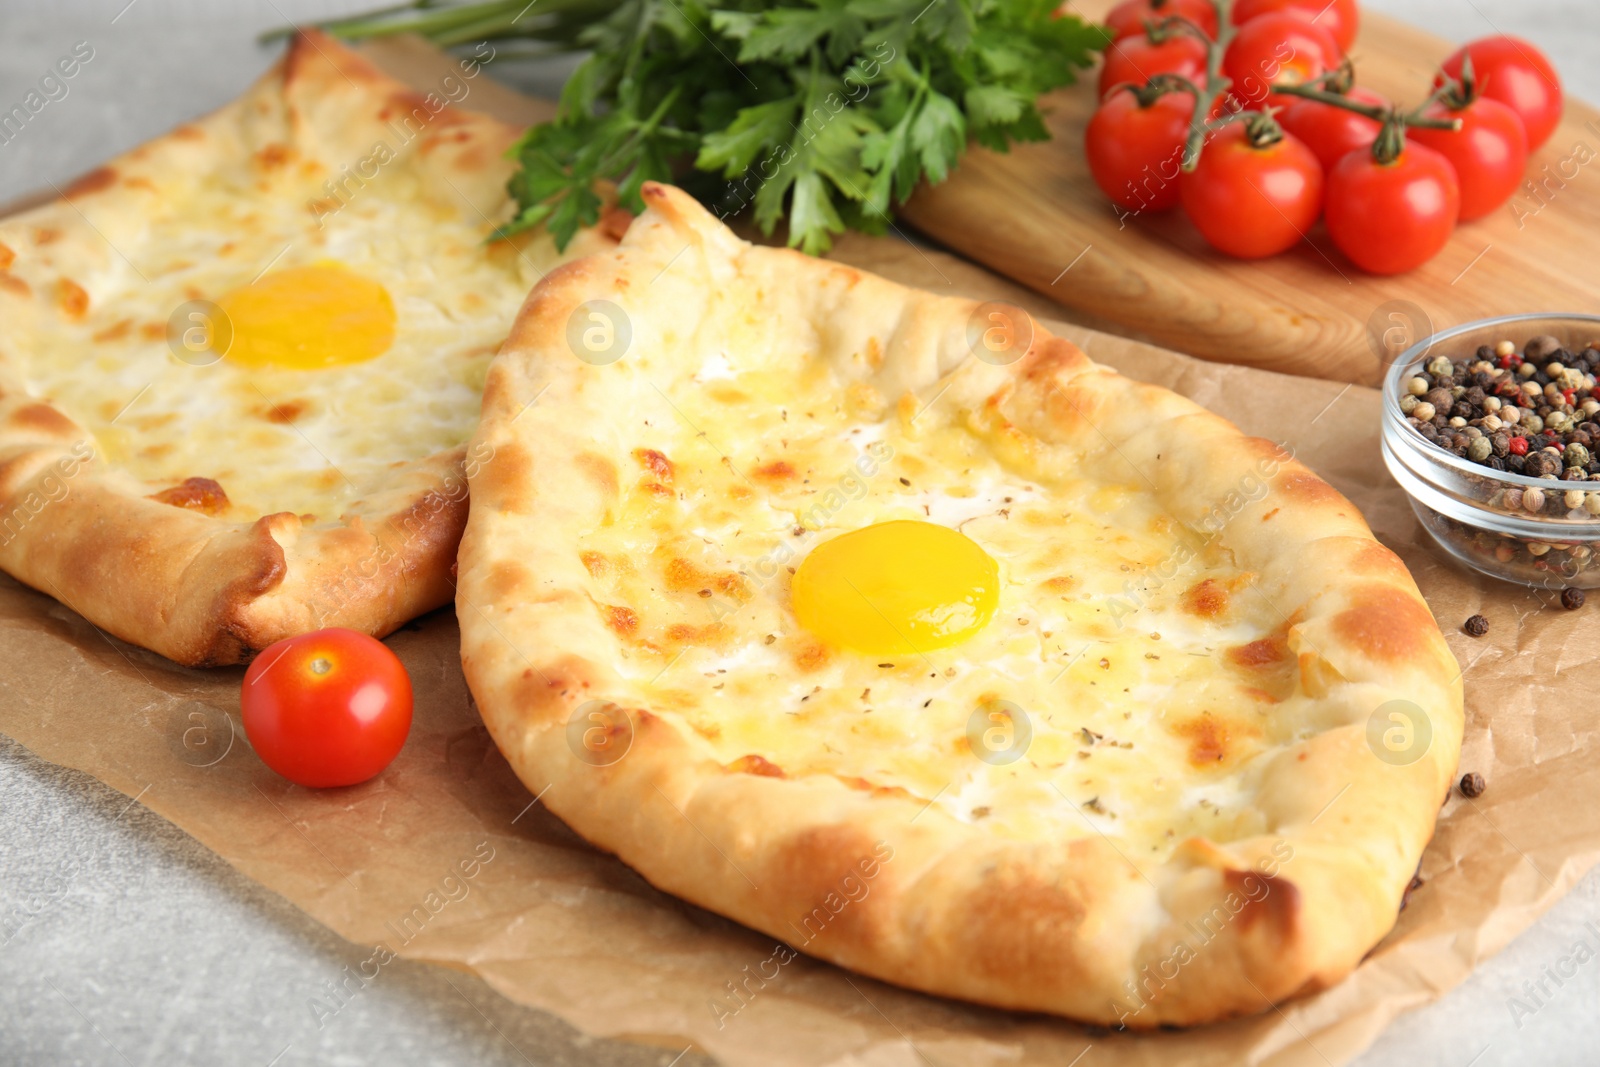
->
(4, 37), (1599, 1067)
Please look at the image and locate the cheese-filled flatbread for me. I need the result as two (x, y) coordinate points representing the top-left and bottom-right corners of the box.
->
(458, 183), (1462, 1026)
(0, 30), (617, 665)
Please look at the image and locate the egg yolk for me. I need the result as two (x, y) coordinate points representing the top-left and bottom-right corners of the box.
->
(218, 263), (396, 370)
(791, 520), (1000, 656)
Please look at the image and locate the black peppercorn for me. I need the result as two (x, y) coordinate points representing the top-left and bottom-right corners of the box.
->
(1459, 772), (1486, 799)
(1524, 452), (1558, 477)
(1562, 587), (1585, 610)
(1476, 345), (1496, 361)
(1507, 454), (1527, 473)
(1463, 614), (1489, 637)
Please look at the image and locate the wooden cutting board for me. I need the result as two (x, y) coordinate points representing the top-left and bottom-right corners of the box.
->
(901, 0), (1600, 384)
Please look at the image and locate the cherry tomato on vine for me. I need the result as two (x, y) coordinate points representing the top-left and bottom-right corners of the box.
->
(1100, 31), (1209, 98)
(241, 628), (413, 788)
(1180, 121), (1324, 259)
(1104, 0), (1218, 42)
(1086, 88), (1196, 212)
(1224, 14), (1344, 112)
(1281, 87), (1388, 169)
(1409, 95), (1529, 220)
(1325, 139), (1460, 275)
(1231, 0), (1360, 53)
(1440, 36), (1563, 150)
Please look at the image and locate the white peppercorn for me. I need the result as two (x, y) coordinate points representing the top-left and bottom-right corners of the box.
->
(1587, 493), (1600, 516)
(1413, 402), (1437, 422)
(1407, 376), (1429, 395)
(1484, 396), (1503, 413)
(1566, 489), (1587, 510)
(1524, 487), (1547, 513)
(1495, 340), (1516, 358)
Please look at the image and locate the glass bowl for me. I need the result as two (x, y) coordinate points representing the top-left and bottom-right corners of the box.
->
(1381, 313), (1600, 589)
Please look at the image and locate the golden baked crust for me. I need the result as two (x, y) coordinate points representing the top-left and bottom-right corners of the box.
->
(458, 183), (1464, 1026)
(0, 31), (616, 666)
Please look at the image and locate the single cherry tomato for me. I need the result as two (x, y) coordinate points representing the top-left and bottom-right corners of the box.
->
(1232, 0), (1359, 53)
(1104, 0), (1218, 42)
(1224, 13), (1344, 112)
(241, 628), (413, 788)
(1325, 135), (1460, 275)
(1086, 88), (1197, 212)
(1180, 120), (1325, 259)
(1281, 87), (1388, 169)
(1440, 36), (1563, 150)
(1409, 95), (1529, 221)
(1100, 31), (1209, 99)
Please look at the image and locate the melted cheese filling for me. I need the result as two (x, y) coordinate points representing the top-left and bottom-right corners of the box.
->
(579, 357), (1300, 858)
(6, 157), (548, 521)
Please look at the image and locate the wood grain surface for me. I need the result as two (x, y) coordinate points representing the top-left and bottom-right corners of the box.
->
(900, 0), (1600, 384)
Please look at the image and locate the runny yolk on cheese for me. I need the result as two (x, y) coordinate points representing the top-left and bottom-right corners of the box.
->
(218, 262), (396, 370)
(791, 520), (999, 655)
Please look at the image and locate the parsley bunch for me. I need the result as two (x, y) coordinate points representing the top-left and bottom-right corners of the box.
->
(300, 0), (1107, 253)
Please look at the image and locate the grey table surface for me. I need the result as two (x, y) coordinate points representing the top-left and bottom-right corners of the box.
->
(2, 2), (1597, 1065)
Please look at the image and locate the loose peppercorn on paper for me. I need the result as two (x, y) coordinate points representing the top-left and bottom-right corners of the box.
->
(3, 37), (1599, 1067)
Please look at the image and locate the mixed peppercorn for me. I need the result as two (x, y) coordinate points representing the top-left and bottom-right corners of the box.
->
(1396, 334), (1600, 584)
(1402, 335), (1600, 502)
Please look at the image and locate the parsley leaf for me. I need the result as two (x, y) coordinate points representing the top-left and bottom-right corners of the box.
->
(302, 0), (1109, 254)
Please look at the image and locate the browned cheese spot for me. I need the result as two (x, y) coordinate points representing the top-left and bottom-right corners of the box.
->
(148, 476), (229, 515)
(254, 143), (291, 169)
(793, 640), (830, 672)
(55, 278), (89, 320)
(1182, 578), (1229, 619)
(259, 398), (308, 424)
(602, 605), (639, 637)
(92, 319), (133, 343)
(1174, 712), (1230, 766)
(728, 754), (786, 778)
(754, 460), (796, 483)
